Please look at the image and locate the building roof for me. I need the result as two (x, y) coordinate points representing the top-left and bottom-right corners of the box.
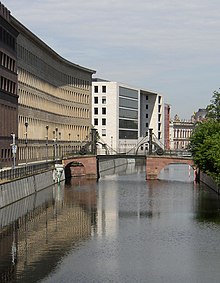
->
(11, 16), (96, 74)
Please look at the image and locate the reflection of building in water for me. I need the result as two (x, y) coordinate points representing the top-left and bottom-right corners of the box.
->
(0, 181), (97, 282)
(97, 181), (118, 238)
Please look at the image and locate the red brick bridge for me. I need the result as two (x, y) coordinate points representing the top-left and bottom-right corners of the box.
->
(62, 155), (97, 179)
(146, 155), (194, 180)
(62, 155), (194, 180)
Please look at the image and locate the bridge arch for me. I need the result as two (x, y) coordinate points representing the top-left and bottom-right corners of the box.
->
(62, 156), (97, 179)
(146, 156), (194, 180)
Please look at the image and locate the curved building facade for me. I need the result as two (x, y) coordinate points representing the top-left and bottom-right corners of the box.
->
(0, 2), (18, 168)
(11, 17), (95, 163)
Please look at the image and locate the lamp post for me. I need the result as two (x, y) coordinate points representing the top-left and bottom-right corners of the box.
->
(58, 132), (61, 157)
(24, 121), (28, 165)
(11, 133), (17, 169)
(53, 127), (58, 162)
(45, 125), (49, 161)
(77, 134), (80, 151)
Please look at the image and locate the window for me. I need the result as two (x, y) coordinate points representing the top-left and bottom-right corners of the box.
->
(119, 97), (138, 109)
(102, 85), (106, 93)
(146, 123), (149, 127)
(146, 95), (148, 100)
(94, 118), (98, 125)
(102, 107), (106, 115)
(119, 130), (138, 139)
(158, 96), (162, 104)
(102, 118), (106, 126)
(158, 114), (161, 121)
(146, 104), (148, 110)
(94, 108), (98, 115)
(102, 96), (106, 104)
(94, 97), (98, 104)
(146, 113), (148, 118)
(102, 129), (106, 136)
(94, 85), (98, 93)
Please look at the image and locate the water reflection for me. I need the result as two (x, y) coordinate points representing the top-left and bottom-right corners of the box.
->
(159, 163), (195, 182)
(0, 163), (220, 282)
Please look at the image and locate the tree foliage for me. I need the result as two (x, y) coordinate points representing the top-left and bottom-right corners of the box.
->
(206, 91), (220, 121)
(190, 92), (220, 184)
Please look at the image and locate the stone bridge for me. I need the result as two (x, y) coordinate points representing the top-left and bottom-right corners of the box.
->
(62, 155), (97, 179)
(146, 155), (194, 180)
(62, 154), (194, 181)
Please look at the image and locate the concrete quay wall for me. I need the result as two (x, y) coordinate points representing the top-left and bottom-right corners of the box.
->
(0, 170), (55, 209)
(98, 158), (128, 174)
(200, 172), (219, 194)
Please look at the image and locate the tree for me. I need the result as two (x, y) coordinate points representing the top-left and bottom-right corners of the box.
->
(190, 92), (220, 184)
(206, 91), (220, 121)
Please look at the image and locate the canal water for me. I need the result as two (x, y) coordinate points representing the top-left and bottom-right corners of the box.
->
(1, 162), (220, 283)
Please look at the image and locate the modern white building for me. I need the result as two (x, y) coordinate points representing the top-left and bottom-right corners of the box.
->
(92, 78), (163, 155)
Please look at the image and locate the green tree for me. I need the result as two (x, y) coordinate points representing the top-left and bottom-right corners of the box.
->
(190, 92), (220, 184)
(206, 91), (220, 121)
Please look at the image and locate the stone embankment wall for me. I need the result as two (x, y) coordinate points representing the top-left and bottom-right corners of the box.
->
(200, 172), (219, 194)
(0, 170), (56, 209)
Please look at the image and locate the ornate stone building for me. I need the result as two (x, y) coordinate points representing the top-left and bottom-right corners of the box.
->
(10, 16), (95, 163)
(170, 115), (194, 150)
(0, 2), (19, 167)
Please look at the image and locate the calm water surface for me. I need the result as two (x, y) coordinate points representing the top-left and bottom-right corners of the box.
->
(1, 163), (220, 283)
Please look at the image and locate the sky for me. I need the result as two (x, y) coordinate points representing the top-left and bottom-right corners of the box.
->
(3, 0), (220, 119)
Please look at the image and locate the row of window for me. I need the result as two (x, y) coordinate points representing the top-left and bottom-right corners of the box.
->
(19, 88), (90, 119)
(119, 130), (138, 139)
(94, 118), (106, 126)
(0, 26), (16, 50)
(94, 96), (106, 104)
(119, 86), (138, 99)
(0, 51), (16, 72)
(0, 76), (17, 95)
(173, 129), (192, 138)
(19, 115), (90, 141)
(94, 107), (106, 115)
(94, 85), (106, 93)
(17, 44), (90, 89)
(18, 68), (90, 104)
(0, 103), (17, 136)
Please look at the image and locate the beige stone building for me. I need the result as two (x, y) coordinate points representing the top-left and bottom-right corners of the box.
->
(170, 115), (194, 151)
(11, 17), (95, 163)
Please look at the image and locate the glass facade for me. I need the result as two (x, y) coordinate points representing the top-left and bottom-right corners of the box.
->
(119, 86), (138, 99)
(119, 86), (138, 140)
(119, 97), (138, 109)
(119, 130), (138, 139)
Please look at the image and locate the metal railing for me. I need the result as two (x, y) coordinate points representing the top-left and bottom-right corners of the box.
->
(0, 160), (57, 183)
